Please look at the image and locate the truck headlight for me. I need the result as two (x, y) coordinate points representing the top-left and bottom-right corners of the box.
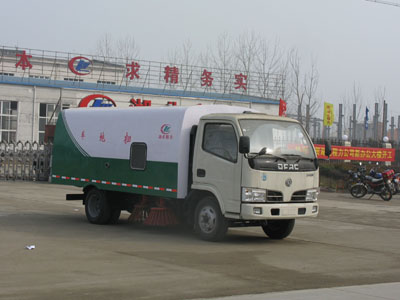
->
(242, 187), (266, 202)
(306, 188), (319, 202)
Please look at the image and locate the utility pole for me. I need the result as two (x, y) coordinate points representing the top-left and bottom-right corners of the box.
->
(338, 104), (343, 140)
(390, 116), (395, 141)
(382, 100), (388, 139)
(352, 104), (357, 140)
(349, 116), (353, 140)
(373, 103), (379, 141)
(398, 116), (400, 143)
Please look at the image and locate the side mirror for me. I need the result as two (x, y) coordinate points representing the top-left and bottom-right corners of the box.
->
(324, 140), (332, 157)
(239, 136), (250, 154)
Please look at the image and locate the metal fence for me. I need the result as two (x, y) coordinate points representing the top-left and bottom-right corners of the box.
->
(0, 141), (52, 181)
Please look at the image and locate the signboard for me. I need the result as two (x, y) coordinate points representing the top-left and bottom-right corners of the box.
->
(78, 94), (116, 107)
(8, 46), (284, 100)
(323, 102), (334, 127)
(314, 144), (395, 162)
(68, 56), (92, 75)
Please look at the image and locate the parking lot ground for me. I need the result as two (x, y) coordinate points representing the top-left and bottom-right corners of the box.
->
(1, 181), (400, 300)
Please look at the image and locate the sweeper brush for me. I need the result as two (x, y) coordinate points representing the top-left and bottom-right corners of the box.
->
(143, 198), (179, 226)
(128, 196), (150, 224)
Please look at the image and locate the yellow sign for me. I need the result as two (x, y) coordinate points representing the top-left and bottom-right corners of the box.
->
(323, 102), (334, 127)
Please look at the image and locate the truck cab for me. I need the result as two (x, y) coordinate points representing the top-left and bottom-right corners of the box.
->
(191, 112), (319, 241)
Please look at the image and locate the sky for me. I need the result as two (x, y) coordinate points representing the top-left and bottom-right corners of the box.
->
(1, 0), (400, 118)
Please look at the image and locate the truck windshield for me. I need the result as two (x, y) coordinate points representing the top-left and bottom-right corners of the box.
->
(239, 119), (315, 159)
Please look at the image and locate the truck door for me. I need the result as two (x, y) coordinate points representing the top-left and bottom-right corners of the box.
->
(193, 122), (242, 214)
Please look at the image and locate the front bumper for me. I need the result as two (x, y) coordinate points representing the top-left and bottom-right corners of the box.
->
(241, 202), (319, 220)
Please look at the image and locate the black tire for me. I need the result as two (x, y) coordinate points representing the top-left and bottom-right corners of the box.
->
(194, 196), (228, 242)
(108, 208), (122, 224)
(85, 188), (112, 224)
(261, 219), (295, 239)
(350, 184), (367, 198)
(380, 186), (392, 201)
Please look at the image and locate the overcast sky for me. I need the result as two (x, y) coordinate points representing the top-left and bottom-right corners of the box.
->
(1, 0), (400, 118)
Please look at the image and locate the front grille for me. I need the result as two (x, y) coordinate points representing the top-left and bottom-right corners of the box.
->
(266, 190), (283, 202)
(291, 190), (307, 202)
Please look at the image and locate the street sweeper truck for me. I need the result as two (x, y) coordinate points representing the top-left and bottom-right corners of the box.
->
(51, 105), (325, 241)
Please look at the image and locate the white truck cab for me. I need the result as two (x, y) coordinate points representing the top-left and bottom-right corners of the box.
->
(190, 112), (319, 240)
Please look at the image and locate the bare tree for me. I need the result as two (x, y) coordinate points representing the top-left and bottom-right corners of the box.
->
(116, 35), (140, 61)
(288, 49), (306, 123)
(95, 33), (140, 60)
(211, 32), (235, 94)
(287, 49), (320, 126)
(233, 31), (260, 93)
(255, 38), (286, 99)
(95, 33), (115, 58)
(304, 60), (321, 119)
(167, 39), (198, 90)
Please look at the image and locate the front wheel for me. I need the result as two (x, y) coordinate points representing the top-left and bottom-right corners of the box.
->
(350, 184), (367, 198)
(380, 186), (392, 201)
(261, 219), (295, 239)
(194, 196), (228, 242)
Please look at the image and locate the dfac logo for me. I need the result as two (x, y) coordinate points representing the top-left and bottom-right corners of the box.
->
(159, 124), (173, 140)
(78, 94), (117, 107)
(68, 56), (92, 75)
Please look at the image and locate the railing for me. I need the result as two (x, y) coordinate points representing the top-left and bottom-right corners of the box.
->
(0, 141), (52, 181)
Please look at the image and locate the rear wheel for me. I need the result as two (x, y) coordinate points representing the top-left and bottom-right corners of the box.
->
(350, 184), (367, 198)
(194, 196), (228, 242)
(85, 188), (121, 224)
(380, 186), (392, 201)
(261, 219), (295, 239)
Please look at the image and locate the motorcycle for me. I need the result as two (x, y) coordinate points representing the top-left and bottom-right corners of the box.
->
(350, 167), (392, 201)
(370, 168), (398, 196)
(393, 173), (400, 195)
(345, 165), (365, 190)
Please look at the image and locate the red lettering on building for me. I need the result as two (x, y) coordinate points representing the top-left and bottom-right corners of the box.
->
(15, 50), (33, 70)
(164, 66), (179, 84)
(234, 73), (247, 91)
(126, 61), (140, 80)
(201, 69), (213, 87)
(129, 98), (152, 106)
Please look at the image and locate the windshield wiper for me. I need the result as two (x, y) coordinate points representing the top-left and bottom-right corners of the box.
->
(281, 154), (314, 163)
(250, 149), (287, 162)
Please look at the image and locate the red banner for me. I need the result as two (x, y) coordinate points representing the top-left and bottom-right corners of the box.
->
(314, 144), (395, 162)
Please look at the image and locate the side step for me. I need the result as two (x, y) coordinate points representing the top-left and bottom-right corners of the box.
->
(66, 194), (85, 201)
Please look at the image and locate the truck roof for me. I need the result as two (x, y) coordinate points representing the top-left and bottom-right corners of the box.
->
(200, 111), (300, 123)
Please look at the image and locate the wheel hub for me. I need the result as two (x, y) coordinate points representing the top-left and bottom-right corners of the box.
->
(199, 206), (216, 233)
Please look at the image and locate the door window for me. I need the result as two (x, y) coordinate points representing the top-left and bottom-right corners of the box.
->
(203, 123), (238, 162)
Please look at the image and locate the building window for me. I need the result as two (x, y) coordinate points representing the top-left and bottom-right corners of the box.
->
(64, 78), (83, 82)
(97, 80), (116, 85)
(0, 101), (18, 143)
(38, 103), (70, 143)
(29, 75), (50, 80)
